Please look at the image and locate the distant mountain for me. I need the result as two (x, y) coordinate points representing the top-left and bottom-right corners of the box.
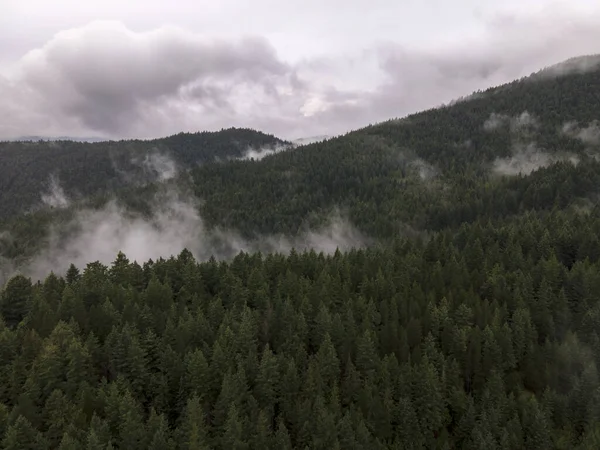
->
(0, 128), (286, 220)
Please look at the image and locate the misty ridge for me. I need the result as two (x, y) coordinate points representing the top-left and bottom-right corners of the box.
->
(19, 191), (368, 283)
(0, 152), (368, 285)
(237, 142), (294, 161)
(35, 149), (180, 213)
(234, 136), (328, 162)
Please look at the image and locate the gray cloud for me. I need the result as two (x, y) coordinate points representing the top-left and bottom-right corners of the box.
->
(5, 21), (302, 138)
(1, 4), (600, 140)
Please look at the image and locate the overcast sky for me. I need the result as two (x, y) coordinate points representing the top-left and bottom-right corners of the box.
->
(1, 0), (600, 140)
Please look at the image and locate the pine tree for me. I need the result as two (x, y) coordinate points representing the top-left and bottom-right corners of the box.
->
(184, 348), (210, 402)
(177, 395), (209, 450)
(1, 275), (33, 328)
(221, 404), (248, 450)
(146, 408), (175, 450)
(2, 415), (47, 449)
(254, 344), (279, 419)
(64, 264), (80, 285)
(57, 433), (81, 450)
(273, 418), (293, 450)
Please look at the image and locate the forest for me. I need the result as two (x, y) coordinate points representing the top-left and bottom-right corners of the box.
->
(0, 128), (285, 220)
(0, 58), (600, 448)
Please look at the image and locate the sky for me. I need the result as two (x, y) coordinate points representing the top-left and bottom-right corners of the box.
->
(1, 0), (600, 141)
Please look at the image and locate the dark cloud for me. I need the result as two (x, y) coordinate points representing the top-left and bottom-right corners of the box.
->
(13, 21), (298, 135)
(1, 6), (600, 140)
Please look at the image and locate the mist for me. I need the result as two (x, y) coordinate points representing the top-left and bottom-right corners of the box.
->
(239, 143), (294, 161)
(9, 190), (367, 283)
(562, 120), (600, 146)
(141, 151), (178, 181)
(410, 158), (437, 181)
(492, 142), (578, 176)
(483, 111), (538, 133)
(41, 174), (70, 208)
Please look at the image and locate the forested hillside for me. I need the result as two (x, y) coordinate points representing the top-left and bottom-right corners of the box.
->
(4, 60), (600, 261)
(0, 128), (285, 220)
(2, 211), (600, 448)
(1, 57), (600, 448)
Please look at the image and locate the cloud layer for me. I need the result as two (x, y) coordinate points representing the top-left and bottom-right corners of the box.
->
(1, 3), (600, 140)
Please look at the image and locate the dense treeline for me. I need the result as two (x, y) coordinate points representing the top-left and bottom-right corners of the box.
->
(2, 209), (600, 448)
(0, 128), (285, 220)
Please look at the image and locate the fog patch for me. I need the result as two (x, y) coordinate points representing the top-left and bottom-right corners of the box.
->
(142, 151), (178, 181)
(510, 112), (538, 132)
(410, 159), (437, 181)
(41, 175), (70, 209)
(535, 55), (600, 78)
(483, 111), (538, 133)
(562, 120), (600, 146)
(492, 142), (578, 176)
(129, 149), (179, 181)
(483, 113), (509, 131)
(10, 190), (367, 283)
(239, 143), (293, 161)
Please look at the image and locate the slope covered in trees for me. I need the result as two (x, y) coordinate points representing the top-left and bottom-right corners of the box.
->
(1, 57), (600, 448)
(2, 210), (600, 448)
(0, 128), (286, 220)
(4, 61), (600, 262)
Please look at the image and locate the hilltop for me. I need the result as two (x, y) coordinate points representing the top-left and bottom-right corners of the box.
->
(0, 128), (286, 220)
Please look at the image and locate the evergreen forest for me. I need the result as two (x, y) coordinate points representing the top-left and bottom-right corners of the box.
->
(1, 57), (600, 448)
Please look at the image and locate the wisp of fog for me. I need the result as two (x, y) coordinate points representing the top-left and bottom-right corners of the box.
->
(492, 142), (579, 176)
(141, 151), (178, 181)
(41, 174), (70, 208)
(483, 111), (538, 133)
(562, 120), (600, 146)
(6, 188), (367, 283)
(239, 143), (294, 161)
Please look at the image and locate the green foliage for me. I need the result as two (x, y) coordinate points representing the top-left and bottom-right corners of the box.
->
(0, 215), (598, 446)
(0, 128), (286, 220)
(1, 59), (600, 448)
